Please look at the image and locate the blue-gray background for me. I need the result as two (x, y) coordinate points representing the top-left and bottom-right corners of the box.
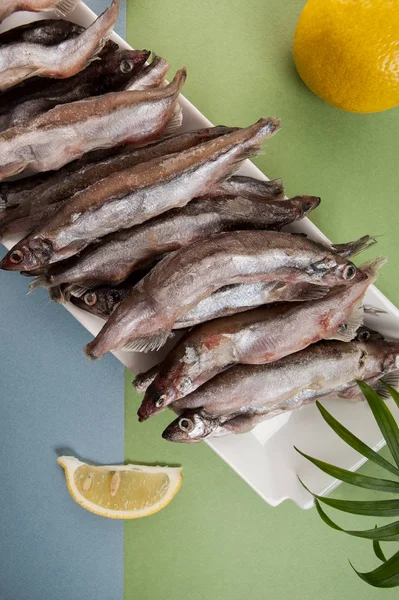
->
(0, 2), (125, 599)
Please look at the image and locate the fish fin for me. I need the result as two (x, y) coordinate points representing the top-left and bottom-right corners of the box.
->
(363, 304), (387, 316)
(331, 235), (378, 259)
(326, 303), (364, 342)
(248, 334), (280, 357)
(29, 275), (49, 292)
(65, 281), (101, 299)
(0, 161), (26, 180)
(162, 105), (183, 137)
(53, 0), (80, 17)
(122, 331), (172, 353)
(9, 66), (43, 83)
(373, 371), (399, 398)
(298, 286), (331, 301)
(49, 286), (65, 304)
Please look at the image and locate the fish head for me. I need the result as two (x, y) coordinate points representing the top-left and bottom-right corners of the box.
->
(0, 236), (52, 271)
(103, 49), (151, 86)
(306, 255), (366, 287)
(138, 354), (197, 421)
(138, 384), (179, 421)
(71, 288), (123, 318)
(162, 411), (218, 443)
(363, 339), (399, 373)
(292, 195), (321, 220)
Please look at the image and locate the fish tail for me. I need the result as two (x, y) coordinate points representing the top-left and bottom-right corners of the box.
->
(133, 365), (160, 393)
(216, 118), (282, 183)
(127, 54), (170, 91)
(61, 0), (120, 74)
(249, 117), (282, 144)
(167, 68), (187, 96)
(53, 0), (80, 17)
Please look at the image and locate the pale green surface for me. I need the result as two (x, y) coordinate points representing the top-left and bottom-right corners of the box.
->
(124, 1), (399, 598)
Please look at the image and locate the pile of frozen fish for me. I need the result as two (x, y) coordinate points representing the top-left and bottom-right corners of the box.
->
(1, 0), (397, 443)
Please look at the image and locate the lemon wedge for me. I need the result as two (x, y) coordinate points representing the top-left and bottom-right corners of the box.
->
(57, 456), (182, 519)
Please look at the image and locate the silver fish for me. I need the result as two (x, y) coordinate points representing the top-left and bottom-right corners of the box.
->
(176, 282), (327, 328)
(0, 118), (278, 271)
(83, 229), (366, 360)
(175, 235), (376, 328)
(0, 0), (119, 90)
(29, 194), (319, 294)
(63, 279), (321, 323)
(0, 0), (79, 22)
(0, 66), (185, 183)
(0, 39), (119, 124)
(132, 240), (377, 393)
(137, 257), (384, 420)
(0, 125), (237, 221)
(0, 49), (150, 133)
(163, 338), (399, 442)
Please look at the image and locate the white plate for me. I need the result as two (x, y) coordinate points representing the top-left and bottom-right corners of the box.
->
(2, 2), (399, 509)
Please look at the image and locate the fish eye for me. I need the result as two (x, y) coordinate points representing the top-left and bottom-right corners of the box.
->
(179, 418), (194, 433)
(343, 264), (357, 280)
(84, 292), (97, 306)
(358, 329), (370, 341)
(9, 249), (24, 264)
(120, 59), (134, 73)
(155, 395), (166, 408)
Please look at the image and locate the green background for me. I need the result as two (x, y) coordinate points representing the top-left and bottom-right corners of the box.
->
(124, 1), (399, 598)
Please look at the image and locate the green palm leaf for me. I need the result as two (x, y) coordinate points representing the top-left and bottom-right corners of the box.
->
(314, 499), (399, 541)
(315, 401), (399, 477)
(373, 538), (387, 562)
(357, 381), (399, 468)
(299, 479), (399, 516)
(351, 550), (399, 588)
(295, 447), (399, 493)
(298, 381), (399, 588)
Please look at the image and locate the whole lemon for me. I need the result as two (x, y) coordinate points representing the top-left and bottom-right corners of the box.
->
(293, 0), (399, 113)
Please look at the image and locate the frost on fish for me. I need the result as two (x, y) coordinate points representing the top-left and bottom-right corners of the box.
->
(162, 337), (399, 442)
(0, 125), (235, 231)
(83, 223), (365, 361)
(175, 281), (330, 328)
(0, 67), (186, 183)
(0, 117), (276, 273)
(137, 256), (384, 420)
(0, 49), (150, 133)
(27, 194), (319, 293)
